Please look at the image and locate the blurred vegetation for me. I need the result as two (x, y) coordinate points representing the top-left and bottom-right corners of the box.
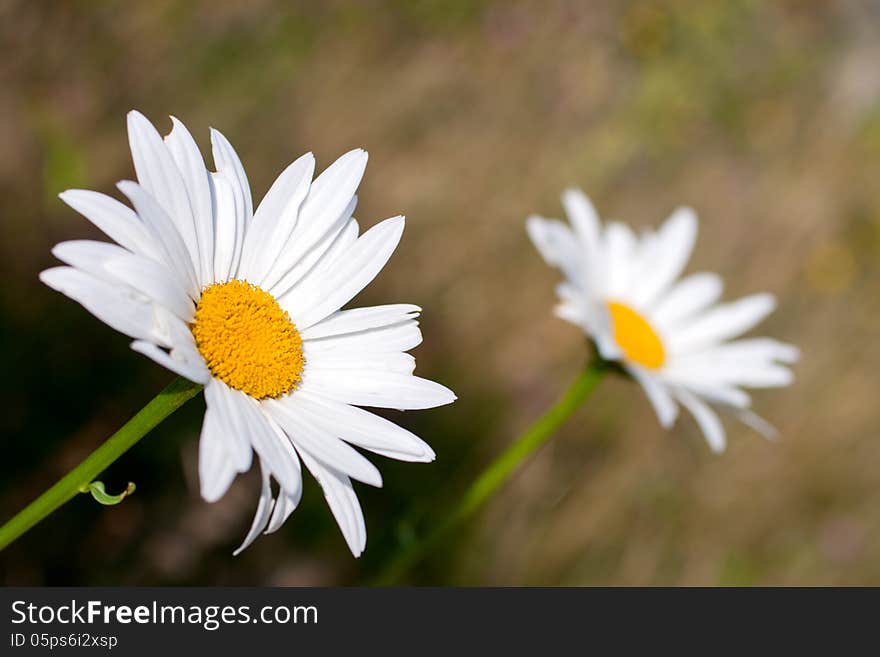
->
(1, 0), (879, 585)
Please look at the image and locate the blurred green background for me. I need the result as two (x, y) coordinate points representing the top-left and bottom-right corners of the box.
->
(2, 0), (879, 585)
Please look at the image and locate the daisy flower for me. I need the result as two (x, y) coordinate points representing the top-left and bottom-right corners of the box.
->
(40, 111), (455, 556)
(526, 189), (798, 452)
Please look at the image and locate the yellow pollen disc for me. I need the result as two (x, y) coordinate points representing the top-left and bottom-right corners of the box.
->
(607, 301), (665, 370)
(192, 280), (304, 400)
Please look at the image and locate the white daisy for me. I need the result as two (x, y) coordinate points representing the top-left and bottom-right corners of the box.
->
(41, 111), (455, 556)
(527, 189), (798, 452)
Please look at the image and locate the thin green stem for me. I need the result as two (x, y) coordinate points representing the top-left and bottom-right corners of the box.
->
(375, 360), (607, 584)
(0, 376), (202, 551)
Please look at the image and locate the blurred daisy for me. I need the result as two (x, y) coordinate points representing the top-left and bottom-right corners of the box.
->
(527, 190), (798, 452)
(41, 111), (455, 556)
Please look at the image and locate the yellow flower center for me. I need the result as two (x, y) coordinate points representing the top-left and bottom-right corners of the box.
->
(192, 280), (304, 400)
(606, 301), (665, 369)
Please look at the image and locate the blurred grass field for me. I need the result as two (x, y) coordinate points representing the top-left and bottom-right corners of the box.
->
(1, 0), (880, 585)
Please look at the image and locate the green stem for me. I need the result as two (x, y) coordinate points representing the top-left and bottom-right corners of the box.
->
(0, 376), (202, 551)
(375, 360), (607, 584)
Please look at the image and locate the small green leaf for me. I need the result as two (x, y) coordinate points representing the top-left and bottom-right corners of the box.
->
(80, 481), (136, 506)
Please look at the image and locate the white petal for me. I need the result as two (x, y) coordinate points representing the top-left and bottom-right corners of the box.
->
(263, 418), (303, 534)
(104, 253), (194, 321)
(299, 369), (456, 410)
(561, 188), (601, 255)
(203, 381), (254, 474)
(209, 132), (250, 280)
(40, 266), (156, 342)
(51, 239), (192, 323)
(262, 149), (368, 290)
(554, 301), (588, 328)
(117, 180), (199, 297)
(233, 459), (275, 556)
(668, 293), (777, 354)
(278, 216), (405, 330)
(629, 229), (662, 290)
(658, 378), (750, 408)
(553, 281), (597, 334)
(148, 307), (197, 352)
(269, 211), (358, 300)
(664, 357), (795, 389)
(226, 413), (306, 545)
(58, 189), (159, 259)
(526, 216), (587, 293)
(265, 486), (302, 535)
(224, 387), (300, 495)
(131, 340), (211, 384)
(307, 348), (415, 375)
(603, 221), (638, 299)
(126, 111), (200, 276)
(211, 173), (239, 283)
(560, 190), (604, 296)
(300, 304), (420, 340)
(650, 272), (723, 329)
(692, 384), (751, 408)
(595, 330), (623, 362)
(556, 282), (581, 305)
(630, 207), (697, 307)
(51, 239), (129, 280)
(252, 153), (315, 232)
(627, 365), (679, 428)
(302, 320), (423, 356)
(290, 390), (435, 461)
(198, 395), (238, 503)
(295, 447), (366, 557)
(319, 214), (360, 270)
(265, 397), (383, 487)
(722, 364), (795, 388)
(696, 337), (800, 365)
(165, 116), (214, 285)
(210, 127), (253, 223)
(238, 152), (315, 284)
(675, 388), (727, 453)
(734, 408), (778, 440)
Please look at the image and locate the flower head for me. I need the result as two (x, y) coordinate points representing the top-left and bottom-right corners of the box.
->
(41, 111), (456, 555)
(527, 189), (798, 452)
